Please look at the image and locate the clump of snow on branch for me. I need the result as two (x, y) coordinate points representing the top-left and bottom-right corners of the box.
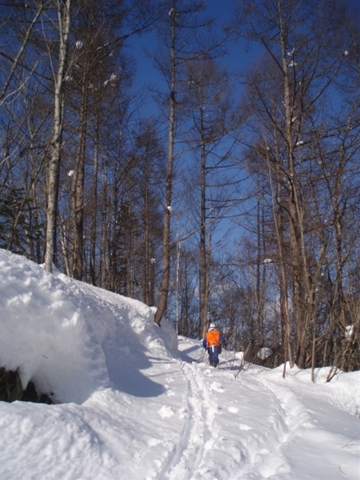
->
(257, 347), (273, 360)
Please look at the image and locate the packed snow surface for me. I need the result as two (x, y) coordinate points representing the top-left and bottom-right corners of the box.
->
(0, 249), (359, 480)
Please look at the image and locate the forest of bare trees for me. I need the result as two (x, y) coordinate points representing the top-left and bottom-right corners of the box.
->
(1, 0), (359, 374)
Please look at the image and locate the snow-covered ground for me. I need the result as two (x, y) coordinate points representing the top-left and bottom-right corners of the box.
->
(0, 249), (359, 480)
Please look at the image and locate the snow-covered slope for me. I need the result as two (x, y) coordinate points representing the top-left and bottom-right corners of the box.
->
(0, 249), (177, 404)
(0, 249), (359, 480)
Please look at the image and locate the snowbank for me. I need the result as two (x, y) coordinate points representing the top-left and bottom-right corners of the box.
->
(0, 249), (176, 404)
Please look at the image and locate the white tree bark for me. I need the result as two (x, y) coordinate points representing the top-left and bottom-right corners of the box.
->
(44, 0), (72, 272)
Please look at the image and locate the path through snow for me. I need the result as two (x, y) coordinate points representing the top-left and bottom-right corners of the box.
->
(170, 337), (360, 480)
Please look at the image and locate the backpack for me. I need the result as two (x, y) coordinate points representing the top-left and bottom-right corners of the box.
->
(206, 330), (221, 347)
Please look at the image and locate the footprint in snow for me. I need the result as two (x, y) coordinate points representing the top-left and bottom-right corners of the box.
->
(210, 381), (225, 393)
(228, 406), (238, 413)
(147, 437), (161, 447)
(238, 423), (252, 431)
(158, 405), (175, 419)
(178, 407), (188, 419)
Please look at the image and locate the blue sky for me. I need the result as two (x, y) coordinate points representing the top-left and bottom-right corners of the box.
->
(127, 0), (261, 99)
(125, 1), (260, 252)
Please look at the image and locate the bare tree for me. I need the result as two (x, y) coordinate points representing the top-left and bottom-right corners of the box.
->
(44, 0), (72, 272)
(0, 1), (45, 107)
(237, 0), (357, 370)
(153, 0), (207, 326)
(182, 55), (237, 336)
(130, 119), (165, 305)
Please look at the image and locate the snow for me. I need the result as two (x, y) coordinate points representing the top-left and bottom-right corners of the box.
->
(257, 347), (273, 360)
(0, 249), (359, 480)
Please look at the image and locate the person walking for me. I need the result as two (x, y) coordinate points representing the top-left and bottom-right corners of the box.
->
(202, 323), (226, 367)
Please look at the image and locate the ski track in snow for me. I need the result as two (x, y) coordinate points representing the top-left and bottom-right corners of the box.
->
(160, 361), (213, 480)
(158, 358), (295, 480)
(236, 375), (305, 479)
(157, 357), (346, 480)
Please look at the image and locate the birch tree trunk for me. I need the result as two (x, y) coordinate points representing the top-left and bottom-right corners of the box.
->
(44, 0), (72, 272)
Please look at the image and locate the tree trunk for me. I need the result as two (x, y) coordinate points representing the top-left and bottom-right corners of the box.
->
(71, 80), (88, 280)
(256, 200), (265, 347)
(44, 0), (71, 272)
(90, 116), (99, 286)
(154, 4), (176, 326)
(199, 127), (208, 337)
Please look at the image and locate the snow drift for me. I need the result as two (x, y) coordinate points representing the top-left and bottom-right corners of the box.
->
(0, 249), (177, 404)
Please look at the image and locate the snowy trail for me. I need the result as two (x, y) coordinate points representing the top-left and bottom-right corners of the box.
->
(160, 362), (212, 480)
(169, 343), (285, 479)
(161, 352), (276, 479)
(169, 340), (360, 480)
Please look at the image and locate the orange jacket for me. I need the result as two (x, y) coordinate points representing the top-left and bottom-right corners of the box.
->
(205, 330), (221, 347)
